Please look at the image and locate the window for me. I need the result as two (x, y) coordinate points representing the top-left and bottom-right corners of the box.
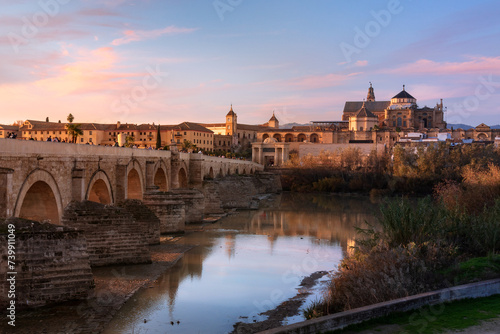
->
(80, 138), (84, 143)
(89, 138), (93, 143)
(403, 121), (407, 127)
(184, 132), (187, 135)
(89, 131), (92, 135)
(53, 131), (55, 134)
(397, 117), (402, 127)
(360, 127), (363, 131)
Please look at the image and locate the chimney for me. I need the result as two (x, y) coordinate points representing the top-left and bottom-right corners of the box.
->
(117, 121), (121, 128)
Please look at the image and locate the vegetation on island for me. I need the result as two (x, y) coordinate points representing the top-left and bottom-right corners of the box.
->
(300, 143), (500, 322)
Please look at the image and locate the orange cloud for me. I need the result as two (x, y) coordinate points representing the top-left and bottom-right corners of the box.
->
(111, 26), (198, 46)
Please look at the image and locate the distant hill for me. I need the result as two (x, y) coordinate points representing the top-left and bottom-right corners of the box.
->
(447, 123), (473, 130)
(448, 123), (500, 130)
(280, 122), (310, 129)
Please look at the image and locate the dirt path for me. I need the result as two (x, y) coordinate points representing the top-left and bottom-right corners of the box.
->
(0, 237), (195, 334)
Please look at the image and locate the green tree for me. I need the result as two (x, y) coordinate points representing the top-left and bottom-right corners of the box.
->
(156, 125), (161, 149)
(182, 139), (193, 152)
(66, 123), (83, 143)
(67, 113), (74, 123)
(124, 135), (135, 147)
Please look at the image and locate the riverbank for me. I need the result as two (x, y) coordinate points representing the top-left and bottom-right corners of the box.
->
(0, 236), (196, 334)
(231, 270), (329, 334)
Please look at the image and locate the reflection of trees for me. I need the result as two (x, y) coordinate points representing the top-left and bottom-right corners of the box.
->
(244, 193), (380, 254)
(109, 194), (381, 329)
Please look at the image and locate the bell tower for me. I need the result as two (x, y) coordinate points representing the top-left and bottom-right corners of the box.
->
(226, 104), (237, 136)
(367, 82), (375, 102)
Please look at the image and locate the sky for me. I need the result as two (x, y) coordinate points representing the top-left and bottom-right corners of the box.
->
(1, 0), (500, 127)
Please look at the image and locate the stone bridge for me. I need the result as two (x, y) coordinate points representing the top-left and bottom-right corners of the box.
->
(0, 139), (264, 225)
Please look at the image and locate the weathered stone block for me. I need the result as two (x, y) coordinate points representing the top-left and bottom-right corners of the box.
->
(143, 192), (185, 234)
(61, 201), (151, 266)
(0, 218), (93, 310)
(116, 199), (160, 245)
(171, 188), (205, 223)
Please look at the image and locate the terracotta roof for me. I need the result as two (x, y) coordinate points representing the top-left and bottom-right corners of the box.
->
(343, 101), (390, 114)
(392, 89), (415, 100)
(354, 103), (377, 118)
(177, 122), (213, 133)
(226, 105), (236, 117)
(0, 125), (19, 131)
(238, 124), (265, 131)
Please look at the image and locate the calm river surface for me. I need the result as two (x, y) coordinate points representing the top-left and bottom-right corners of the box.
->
(102, 193), (380, 334)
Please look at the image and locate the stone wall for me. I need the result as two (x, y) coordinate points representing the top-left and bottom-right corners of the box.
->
(207, 172), (282, 210)
(202, 181), (225, 215)
(61, 201), (151, 266)
(143, 192), (186, 234)
(116, 199), (160, 245)
(0, 218), (93, 310)
(171, 189), (205, 223)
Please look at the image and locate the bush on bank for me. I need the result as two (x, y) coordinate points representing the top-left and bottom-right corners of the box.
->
(306, 190), (500, 318)
(281, 143), (500, 196)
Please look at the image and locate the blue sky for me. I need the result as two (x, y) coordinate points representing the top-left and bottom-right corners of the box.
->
(1, 0), (499, 126)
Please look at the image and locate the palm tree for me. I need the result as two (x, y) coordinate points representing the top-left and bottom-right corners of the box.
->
(66, 123), (83, 143)
(124, 135), (135, 147)
(182, 139), (193, 152)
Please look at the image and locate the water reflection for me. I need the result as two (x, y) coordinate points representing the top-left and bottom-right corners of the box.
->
(102, 193), (380, 334)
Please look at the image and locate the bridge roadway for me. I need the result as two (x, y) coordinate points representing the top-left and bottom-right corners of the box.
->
(0, 139), (263, 224)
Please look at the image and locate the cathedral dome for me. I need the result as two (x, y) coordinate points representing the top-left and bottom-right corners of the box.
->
(263, 137), (277, 144)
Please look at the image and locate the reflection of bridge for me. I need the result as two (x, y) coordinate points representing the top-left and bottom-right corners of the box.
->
(0, 139), (263, 224)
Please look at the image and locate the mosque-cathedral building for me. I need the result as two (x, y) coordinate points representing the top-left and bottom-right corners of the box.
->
(1, 84), (499, 165)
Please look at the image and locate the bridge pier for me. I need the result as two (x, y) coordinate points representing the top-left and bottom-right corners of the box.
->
(171, 188), (205, 223)
(71, 168), (85, 202)
(115, 164), (127, 203)
(143, 192), (186, 234)
(0, 168), (13, 218)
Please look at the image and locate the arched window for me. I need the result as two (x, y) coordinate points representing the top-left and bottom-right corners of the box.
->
(397, 117), (402, 127)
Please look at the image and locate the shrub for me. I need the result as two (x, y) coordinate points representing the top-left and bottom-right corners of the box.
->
(311, 240), (455, 317)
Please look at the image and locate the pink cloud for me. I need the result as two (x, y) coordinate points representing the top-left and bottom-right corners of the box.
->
(354, 60), (368, 67)
(387, 56), (500, 75)
(111, 26), (198, 46)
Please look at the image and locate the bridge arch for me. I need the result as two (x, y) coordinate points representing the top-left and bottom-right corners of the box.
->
(178, 167), (188, 188)
(86, 170), (113, 204)
(14, 169), (63, 225)
(153, 160), (169, 191)
(126, 159), (145, 200)
(207, 166), (214, 179)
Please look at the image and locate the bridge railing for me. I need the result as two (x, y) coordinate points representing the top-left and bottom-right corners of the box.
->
(0, 139), (172, 158)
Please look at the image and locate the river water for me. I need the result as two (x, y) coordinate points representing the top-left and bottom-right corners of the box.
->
(102, 193), (380, 334)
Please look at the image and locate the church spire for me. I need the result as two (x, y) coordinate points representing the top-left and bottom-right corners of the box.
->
(367, 82), (375, 102)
